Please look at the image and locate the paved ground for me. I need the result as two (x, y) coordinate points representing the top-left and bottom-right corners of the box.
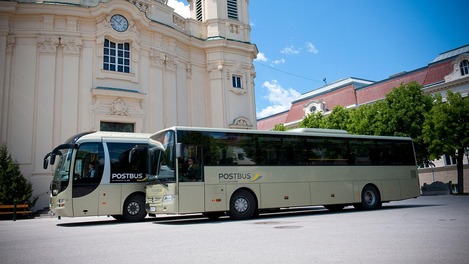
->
(1, 195), (468, 264)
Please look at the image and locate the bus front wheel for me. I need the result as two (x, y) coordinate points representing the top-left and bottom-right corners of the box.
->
(229, 190), (256, 220)
(122, 194), (147, 222)
(358, 185), (381, 210)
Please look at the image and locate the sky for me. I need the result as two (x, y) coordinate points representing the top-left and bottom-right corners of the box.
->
(168, 0), (469, 119)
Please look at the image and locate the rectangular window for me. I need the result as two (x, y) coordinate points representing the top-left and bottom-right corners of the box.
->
(104, 39), (131, 73)
(232, 75), (242, 88)
(444, 154), (457, 166)
(227, 0), (238, 20)
(100, 122), (134, 132)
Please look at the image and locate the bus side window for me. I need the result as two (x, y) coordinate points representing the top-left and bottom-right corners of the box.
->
(179, 146), (203, 182)
(108, 143), (148, 183)
(72, 143), (104, 198)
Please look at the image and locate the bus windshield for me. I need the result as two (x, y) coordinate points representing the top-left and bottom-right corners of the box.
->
(50, 148), (73, 196)
(148, 130), (176, 183)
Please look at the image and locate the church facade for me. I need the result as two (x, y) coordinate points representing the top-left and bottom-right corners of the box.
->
(0, 0), (258, 210)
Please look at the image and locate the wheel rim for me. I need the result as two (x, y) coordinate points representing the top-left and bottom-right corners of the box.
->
(127, 201), (141, 215)
(234, 197), (248, 213)
(364, 190), (376, 206)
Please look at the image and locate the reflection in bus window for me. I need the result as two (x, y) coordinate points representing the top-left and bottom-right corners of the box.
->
(72, 143), (104, 198)
(108, 143), (147, 183)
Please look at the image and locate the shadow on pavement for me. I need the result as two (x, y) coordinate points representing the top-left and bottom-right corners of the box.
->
(56, 201), (440, 227)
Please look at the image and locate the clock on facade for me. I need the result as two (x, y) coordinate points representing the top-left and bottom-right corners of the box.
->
(110, 14), (128, 32)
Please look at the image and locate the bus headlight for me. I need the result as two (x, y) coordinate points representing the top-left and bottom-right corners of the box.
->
(163, 195), (175, 202)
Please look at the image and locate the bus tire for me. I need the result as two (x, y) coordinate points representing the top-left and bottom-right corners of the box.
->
(229, 190), (257, 220)
(122, 194), (147, 222)
(360, 185), (381, 210)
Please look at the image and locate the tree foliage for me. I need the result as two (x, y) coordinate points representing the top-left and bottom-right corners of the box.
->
(299, 81), (432, 164)
(299, 111), (325, 128)
(378, 81), (433, 138)
(377, 81), (433, 164)
(423, 91), (469, 193)
(347, 102), (383, 135)
(0, 144), (34, 205)
(272, 123), (287, 131)
(322, 105), (349, 130)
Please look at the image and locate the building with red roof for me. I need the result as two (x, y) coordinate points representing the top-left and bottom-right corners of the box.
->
(257, 44), (469, 192)
(258, 44), (469, 130)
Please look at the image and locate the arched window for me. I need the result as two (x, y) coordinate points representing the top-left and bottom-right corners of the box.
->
(460, 59), (469, 76)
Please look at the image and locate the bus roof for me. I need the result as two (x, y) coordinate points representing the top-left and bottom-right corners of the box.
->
(65, 131), (152, 144)
(154, 126), (413, 141)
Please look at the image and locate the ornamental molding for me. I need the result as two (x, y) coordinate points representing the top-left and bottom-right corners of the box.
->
(444, 54), (469, 83)
(149, 49), (177, 71)
(6, 35), (15, 53)
(149, 49), (166, 67)
(37, 36), (59, 54)
(186, 62), (192, 79)
(208, 63), (223, 79)
(127, 0), (152, 12)
(90, 96), (144, 117)
(229, 116), (253, 129)
(61, 37), (82, 55)
(303, 100), (326, 116)
(165, 54), (178, 71)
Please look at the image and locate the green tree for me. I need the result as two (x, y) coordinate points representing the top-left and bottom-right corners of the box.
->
(347, 102), (383, 135)
(0, 144), (34, 205)
(375, 81), (433, 164)
(322, 105), (350, 130)
(272, 123), (287, 131)
(423, 91), (469, 194)
(298, 111), (325, 128)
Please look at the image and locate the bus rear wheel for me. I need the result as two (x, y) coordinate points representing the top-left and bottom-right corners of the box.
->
(122, 194), (147, 222)
(359, 185), (381, 210)
(229, 190), (256, 220)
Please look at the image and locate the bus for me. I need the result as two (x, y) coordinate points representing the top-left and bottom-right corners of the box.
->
(44, 131), (152, 222)
(144, 126), (420, 220)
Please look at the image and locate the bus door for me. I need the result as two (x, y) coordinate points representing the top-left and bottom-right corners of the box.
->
(178, 145), (204, 213)
(71, 142), (104, 217)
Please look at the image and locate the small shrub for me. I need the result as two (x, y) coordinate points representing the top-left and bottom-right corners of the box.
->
(0, 144), (35, 206)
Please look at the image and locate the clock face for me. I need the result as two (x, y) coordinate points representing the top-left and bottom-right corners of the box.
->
(110, 14), (128, 32)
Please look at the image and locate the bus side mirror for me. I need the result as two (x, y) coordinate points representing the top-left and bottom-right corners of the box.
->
(43, 152), (54, 169)
(50, 153), (56, 165)
(43, 157), (49, 170)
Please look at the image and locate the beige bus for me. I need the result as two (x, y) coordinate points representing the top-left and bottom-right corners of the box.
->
(44, 131), (151, 222)
(144, 126), (420, 220)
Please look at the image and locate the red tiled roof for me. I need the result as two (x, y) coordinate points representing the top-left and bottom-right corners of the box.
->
(285, 84), (357, 123)
(257, 111), (289, 130)
(423, 60), (453, 85)
(356, 68), (428, 105)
